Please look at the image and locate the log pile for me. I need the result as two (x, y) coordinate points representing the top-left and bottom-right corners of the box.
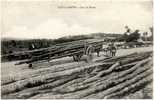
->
(15, 39), (104, 65)
(1, 51), (153, 99)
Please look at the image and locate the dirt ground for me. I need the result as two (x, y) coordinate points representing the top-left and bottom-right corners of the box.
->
(1, 46), (153, 99)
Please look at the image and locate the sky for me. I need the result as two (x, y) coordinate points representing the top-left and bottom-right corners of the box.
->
(1, 0), (153, 39)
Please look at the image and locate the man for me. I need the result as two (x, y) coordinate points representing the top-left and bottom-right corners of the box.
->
(103, 44), (108, 56)
(96, 43), (102, 57)
(28, 43), (35, 50)
(111, 44), (117, 57)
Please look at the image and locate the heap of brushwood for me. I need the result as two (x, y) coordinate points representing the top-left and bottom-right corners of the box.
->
(1, 51), (153, 99)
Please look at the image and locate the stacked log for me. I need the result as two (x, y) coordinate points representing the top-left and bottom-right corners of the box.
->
(16, 40), (104, 65)
(2, 51), (153, 99)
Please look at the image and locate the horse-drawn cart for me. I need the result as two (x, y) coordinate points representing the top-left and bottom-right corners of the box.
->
(6, 39), (104, 67)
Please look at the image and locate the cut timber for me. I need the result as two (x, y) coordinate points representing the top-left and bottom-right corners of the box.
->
(65, 58), (151, 98)
(16, 49), (84, 65)
(104, 76), (152, 99)
(55, 59), (151, 98)
(83, 54), (148, 84)
(114, 61), (138, 71)
(52, 77), (87, 92)
(2, 62), (87, 85)
(97, 52), (138, 62)
(100, 51), (152, 63)
(71, 67), (152, 99)
(83, 62), (119, 83)
(97, 70), (152, 99)
(118, 53), (151, 65)
(2, 74), (78, 99)
(15, 39), (105, 65)
(1, 62), (112, 95)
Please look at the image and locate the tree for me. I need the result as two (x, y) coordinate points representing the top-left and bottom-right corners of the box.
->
(149, 27), (153, 41)
(128, 30), (140, 42)
(122, 29), (140, 42)
(149, 27), (153, 34)
(124, 26), (131, 34)
(11, 40), (17, 47)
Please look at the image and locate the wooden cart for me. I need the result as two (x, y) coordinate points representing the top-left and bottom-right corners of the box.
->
(13, 39), (104, 67)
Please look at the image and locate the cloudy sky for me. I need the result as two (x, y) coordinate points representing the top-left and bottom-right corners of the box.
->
(1, 0), (153, 39)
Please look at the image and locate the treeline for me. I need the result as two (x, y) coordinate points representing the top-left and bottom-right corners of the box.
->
(1, 35), (93, 55)
(1, 33), (124, 55)
(116, 30), (153, 42)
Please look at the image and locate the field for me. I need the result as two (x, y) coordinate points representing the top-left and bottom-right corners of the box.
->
(1, 46), (153, 99)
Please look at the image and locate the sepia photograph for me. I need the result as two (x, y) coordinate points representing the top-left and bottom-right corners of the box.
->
(1, 0), (153, 99)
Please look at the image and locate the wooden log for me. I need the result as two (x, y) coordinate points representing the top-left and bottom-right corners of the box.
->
(84, 53), (151, 84)
(2, 62), (87, 85)
(2, 62), (111, 95)
(104, 76), (152, 99)
(54, 71), (117, 94)
(53, 59), (151, 96)
(84, 62), (119, 83)
(95, 70), (152, 98)
(114, 61), (138, 71)
(8, 61), (111, 89)
(15, 49), (84, 65)
(73, 67), (152, 99)
(96, 52), (138, 62)
(30, 44), (84, 59)
(65, 58), (151, 98)
(53, 82), (90, 94)
(3, 39), (103, 62)
(65, 62), (152, 99)
(91, 61), (151, 88)
(95, 60), (152, 88)
(2, 74), (78, 99)
(85, 75), (152, 99)
(98, 51), (152, 63)
(51, 63), (115, 93)
(118, 53), (151, 65)
(52, 77), (86, 92)
(15, 40), (104, 65)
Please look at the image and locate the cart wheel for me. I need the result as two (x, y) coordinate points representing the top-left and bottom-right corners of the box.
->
(86, 45), (94, 63)
(47, 56), (50, 62)
(97, 50), (100, 57)
(73, 54), (82, 61)
(28, 64), (33, 68)
(73, 55), (78, 61)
